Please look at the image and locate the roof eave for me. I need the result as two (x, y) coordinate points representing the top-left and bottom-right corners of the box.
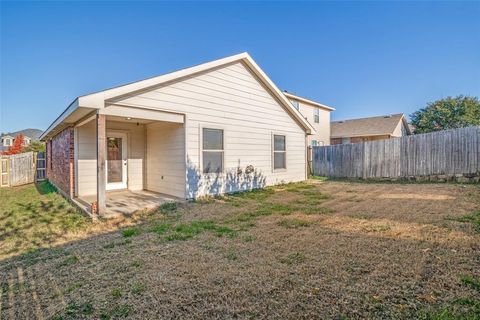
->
(39, 98), (80, 141)
(283, 92), (335, 111)
(42, 52), (316, 138)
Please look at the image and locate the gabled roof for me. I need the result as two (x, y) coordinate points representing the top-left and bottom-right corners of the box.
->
(331, 114), (410, 138)
(283, 92), (335, 111)
(41, 52), (315, 140)
(1, 129), (43, 140)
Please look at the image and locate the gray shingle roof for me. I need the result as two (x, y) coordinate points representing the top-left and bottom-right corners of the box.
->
(0, 128), (43, 141)
(331, 114), (405, 138)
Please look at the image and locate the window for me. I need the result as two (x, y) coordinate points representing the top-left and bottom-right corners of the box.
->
(4, 138), (12, 146)
(273, 134), (286, 170)
(291, 100), (299, 110)
(314, 108), (319, 123)
(202, 128), (224, 173)
(342, 137), (351, 144)
(311, 140), (318, 147)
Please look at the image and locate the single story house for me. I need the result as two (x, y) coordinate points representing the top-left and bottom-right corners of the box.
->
(330, 113), (411, 145)
(40, 52), (316, 216)
(283, 92), (334, 147)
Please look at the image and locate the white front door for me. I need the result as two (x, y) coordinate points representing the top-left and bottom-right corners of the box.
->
(106, 132), (128, 190)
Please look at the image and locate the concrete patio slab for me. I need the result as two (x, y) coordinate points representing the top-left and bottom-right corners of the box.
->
(74, 189), (179, 217)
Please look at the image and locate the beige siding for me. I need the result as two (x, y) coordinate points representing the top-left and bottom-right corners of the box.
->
(392, 120), (405, 137)
(294, 100), (331, 146)
(116, 61), (307, 198)
(76, 120), (96, 197)
(146, 122), (185, 198)
(76, 120), (145, 197)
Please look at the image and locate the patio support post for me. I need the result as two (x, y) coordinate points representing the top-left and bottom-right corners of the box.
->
(96, 113), (107, 216)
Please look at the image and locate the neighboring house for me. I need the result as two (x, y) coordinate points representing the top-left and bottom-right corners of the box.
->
(0, 128), (43, 152)
(330, 113), (411, 145)
(283, 92), (334, 146)
(40, 52), (316, 216)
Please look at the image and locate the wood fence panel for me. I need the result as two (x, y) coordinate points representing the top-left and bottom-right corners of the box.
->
(0, 152), (35, 187)
(312, 126), (480, 179)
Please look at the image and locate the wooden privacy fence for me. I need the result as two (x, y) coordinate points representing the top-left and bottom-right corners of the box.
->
(312, 126), (480, 179)
(0, 152), (38, 187)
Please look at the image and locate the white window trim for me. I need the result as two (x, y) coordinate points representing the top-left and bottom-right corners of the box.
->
(200, 124), (226, 175)
(272, 132), (287, 172)
(314, 108), (320, 123)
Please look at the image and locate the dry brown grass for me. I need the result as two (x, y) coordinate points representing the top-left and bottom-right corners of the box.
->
(0, 180), (479, 319)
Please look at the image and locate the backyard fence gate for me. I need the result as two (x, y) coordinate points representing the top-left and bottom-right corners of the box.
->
(312, 126), (480, 179)
(0, 152), (37, 187)
(36, 152), (46, 181)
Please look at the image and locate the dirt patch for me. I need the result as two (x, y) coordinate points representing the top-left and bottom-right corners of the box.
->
(0, 180), (479, 319)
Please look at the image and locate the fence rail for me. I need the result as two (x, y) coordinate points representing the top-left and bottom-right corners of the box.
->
(312, 126), (480, 179)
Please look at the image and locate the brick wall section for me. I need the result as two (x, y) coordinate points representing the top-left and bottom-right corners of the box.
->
(331, 135), (391, 145)
(46, 127), (75, 197)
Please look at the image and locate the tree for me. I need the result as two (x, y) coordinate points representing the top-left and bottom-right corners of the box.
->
(2, 134), (25, 155)
(410, 95), (480, 134)
(24, 141), (45, 153)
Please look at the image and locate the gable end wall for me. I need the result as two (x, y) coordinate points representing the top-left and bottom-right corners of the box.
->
(117, 61), (307, 198)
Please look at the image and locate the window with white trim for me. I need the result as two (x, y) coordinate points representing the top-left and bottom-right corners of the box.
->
(314, 108), (319, 123)
(273, 134), (286, 170)
(202, 128), (224, 173)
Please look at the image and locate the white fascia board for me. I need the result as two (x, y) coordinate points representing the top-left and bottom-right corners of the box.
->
(241, 55), (316, 134)
(77, 52), (315, 134)
(40, 98), (79, 140)
(283, 92), (335, 111)
(77, 52), (251, 109)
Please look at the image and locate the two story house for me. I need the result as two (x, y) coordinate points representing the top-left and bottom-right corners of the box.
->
(283, 92), (335, 146)
(0, 128), (43, 152)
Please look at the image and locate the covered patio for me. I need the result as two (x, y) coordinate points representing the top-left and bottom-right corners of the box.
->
(70, 105), (187, 217)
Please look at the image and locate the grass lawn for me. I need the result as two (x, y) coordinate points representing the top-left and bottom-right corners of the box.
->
(0, 180), (479, 319)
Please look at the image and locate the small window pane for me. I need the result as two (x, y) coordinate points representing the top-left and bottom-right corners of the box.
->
(203, 151), (223, 173)
(274, 135), (285, 151)
(203, 128), (223, 150)
(291, 100), (299, 110)
(274, 152), (286, 169)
